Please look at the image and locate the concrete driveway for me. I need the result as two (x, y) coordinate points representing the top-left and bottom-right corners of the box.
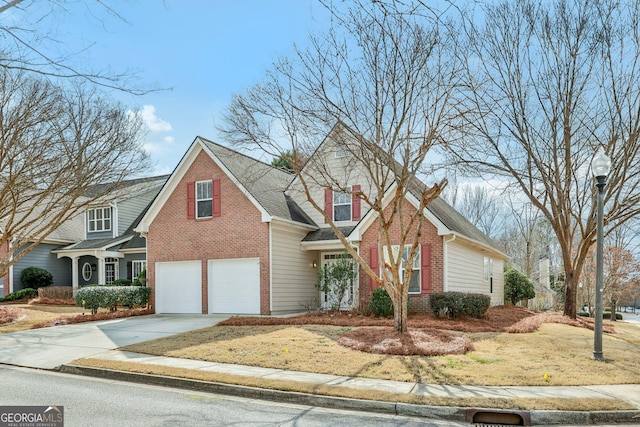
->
(0, 314), (229, 370)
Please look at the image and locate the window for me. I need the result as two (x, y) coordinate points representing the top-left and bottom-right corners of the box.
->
(334, 146), (349, 158)
(105, 257), (118, 284)
(333, 187), (352, 221)
(82, 263), (92, 281)
(88, 207), (111, 232)
(384, 245), (421, 293)
(132, 260), (146, 279)
(196, 180), (212, 218)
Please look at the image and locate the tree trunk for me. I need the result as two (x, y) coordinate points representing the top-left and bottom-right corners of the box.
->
(393, 290), (408, 333)
(611, 300), (617, 322)
(564, 273), (577, 319)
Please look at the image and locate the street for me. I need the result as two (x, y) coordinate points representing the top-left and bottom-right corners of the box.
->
(0, 365), (465, 427)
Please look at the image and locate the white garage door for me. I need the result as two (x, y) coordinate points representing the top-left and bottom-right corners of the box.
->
(208, 258), (260, 314)
(155, 261), (202, 314)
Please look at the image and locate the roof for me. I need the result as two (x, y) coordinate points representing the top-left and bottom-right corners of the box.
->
(85, 175), (170, 199)
(199, 137), (316, 226)
(53, 235), (132, 252)
(426, 198), (499, 249)
(302, 226), (355, 242)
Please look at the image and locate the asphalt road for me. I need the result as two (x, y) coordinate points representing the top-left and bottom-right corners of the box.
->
(0, 365), (467, 427)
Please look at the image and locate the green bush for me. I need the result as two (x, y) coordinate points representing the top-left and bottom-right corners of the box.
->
(578, 311), (590, 317)
(504, 268), (535, 305)
(369, 287), (393, 317)
(0, 288), (38, 302)
(112, 279), (132, 286)
(20, 267), (53, 289)
(604, 312), (623, 320)
(132, 269), (146, 287)
(429, 292), (491, 319)
(75, 286), (151, 314)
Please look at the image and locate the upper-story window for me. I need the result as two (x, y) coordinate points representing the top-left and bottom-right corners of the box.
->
(196, 180), (213, 218)
(88, 207), (111, 232)
(333, 186), (352, 221)
(334, 146), (349, 158)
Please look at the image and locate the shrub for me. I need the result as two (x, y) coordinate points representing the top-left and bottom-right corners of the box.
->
(38, 286), (73, 300)
(315, 255), (355, 311)
(20, 267), (53, 289)
(75, 286), (151, 314)
(369, 287), (393, 317)
(0, 288), (38, 302)
(504, 268), (535, 305)
(112, 279), (132, 286)
(603, 312), (623, 320)
(132, 268), (146, 286)
(430, 292), (491, 319)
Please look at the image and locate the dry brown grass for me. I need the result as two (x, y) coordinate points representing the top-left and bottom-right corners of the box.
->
(0, 304), (84, 333)
(70, 358), (636, 411)
(0, 306), (26, 325)
(121, 307), (640, 386)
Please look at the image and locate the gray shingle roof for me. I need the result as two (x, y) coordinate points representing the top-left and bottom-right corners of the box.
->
(302, 226), (355, 242)
(199, 137), (316, 226)
(54, 236), (131, 252)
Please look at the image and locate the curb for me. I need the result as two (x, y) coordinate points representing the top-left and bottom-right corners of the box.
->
(59, 365), (640, 425)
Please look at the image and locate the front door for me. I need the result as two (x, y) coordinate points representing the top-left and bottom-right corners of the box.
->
(320, 252), (356, 310)
(105, 257), (118, 284)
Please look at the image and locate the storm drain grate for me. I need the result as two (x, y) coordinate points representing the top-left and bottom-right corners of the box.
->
(466, 409), (531, 426)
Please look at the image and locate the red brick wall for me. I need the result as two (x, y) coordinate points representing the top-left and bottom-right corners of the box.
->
(0, 240), (9, 296)
(358, 199), (444, 313)
(147, 149), (271, 314)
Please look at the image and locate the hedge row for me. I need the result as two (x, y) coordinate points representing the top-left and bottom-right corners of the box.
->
(578, 311), (623, 320)
(0, 288), (38, 302)
(75, 286), (151, 314)
(429, 291), (491, 319)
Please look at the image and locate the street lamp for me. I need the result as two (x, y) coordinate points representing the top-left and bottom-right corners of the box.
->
(591, 147), (611, 361)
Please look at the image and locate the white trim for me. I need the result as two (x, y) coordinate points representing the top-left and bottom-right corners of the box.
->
(269, 222), (273, 312)
(136, 138), (274, 233)
(443, 234), (456, 292)
(82, 262), (93, 281)
(195, 179), (213, 219)
(270, 217), (316, 231)
(110, 202), (118, 238)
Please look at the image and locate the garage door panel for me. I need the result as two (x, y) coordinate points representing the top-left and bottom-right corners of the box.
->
(155, 261), (201, 314)
(208, 258), (260, 314)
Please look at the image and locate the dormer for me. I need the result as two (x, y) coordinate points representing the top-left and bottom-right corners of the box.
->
(85, 205), (115, 239)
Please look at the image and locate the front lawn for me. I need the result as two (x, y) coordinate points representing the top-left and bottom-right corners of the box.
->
(118, 306), (640, 386)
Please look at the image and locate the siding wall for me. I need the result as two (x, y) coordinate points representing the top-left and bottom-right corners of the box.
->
(1, 240), (8, 296)
(446, 239), (504, 305)
(13, 244), (71, 290)
(118, 190), (159, 235)
(270, 222), (318, 313)
(288, 129), (375, 228)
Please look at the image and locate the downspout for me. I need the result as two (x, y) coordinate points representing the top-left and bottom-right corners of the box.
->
(268, 222), (273, 314)
(443, 234), (457, 292)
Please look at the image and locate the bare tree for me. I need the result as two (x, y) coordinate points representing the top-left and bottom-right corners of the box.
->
(443, 183), (505, 238)
(0, 69), (149, 276)
(453, 0), (640, 318)
(0, 0), (155, 94)
(220, 1), (460, 332)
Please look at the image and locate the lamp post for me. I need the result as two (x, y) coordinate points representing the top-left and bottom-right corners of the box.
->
(591, 147), (611, 361)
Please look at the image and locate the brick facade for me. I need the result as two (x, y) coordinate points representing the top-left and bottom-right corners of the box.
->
(146, 150), (271, 314)
(358, 198), (444, 313)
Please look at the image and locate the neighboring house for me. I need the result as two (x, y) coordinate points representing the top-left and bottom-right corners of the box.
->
(1, 176), (167, 296)
(136, 124), (508, 315)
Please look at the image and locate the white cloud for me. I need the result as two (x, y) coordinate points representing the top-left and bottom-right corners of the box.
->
(163, 136), (175, 144)
(140, 105), (172, 132)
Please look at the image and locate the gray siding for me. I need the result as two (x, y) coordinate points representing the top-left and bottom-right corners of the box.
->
(118, 190), (159, 235)
(120, 253), (147, 281)
(446, 240), (504, 306)
(270, 222), (318, 313)
(13, 244), (71, 291)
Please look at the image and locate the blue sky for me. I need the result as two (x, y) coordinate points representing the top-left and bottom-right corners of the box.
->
(41, 1), (331, 176)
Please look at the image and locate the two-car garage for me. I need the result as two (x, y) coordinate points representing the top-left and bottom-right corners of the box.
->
(154, 258), (261, 314)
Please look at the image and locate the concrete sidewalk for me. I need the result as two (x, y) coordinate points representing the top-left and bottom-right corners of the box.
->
(75, 349), (640, 407)
(61, 349), (640, 426)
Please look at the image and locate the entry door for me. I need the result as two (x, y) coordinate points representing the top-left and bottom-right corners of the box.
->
(320, 252), (356, 310)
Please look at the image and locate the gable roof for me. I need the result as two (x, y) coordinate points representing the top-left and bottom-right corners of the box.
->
(199, 137), (315, 226)
(136, 137), (316, 232)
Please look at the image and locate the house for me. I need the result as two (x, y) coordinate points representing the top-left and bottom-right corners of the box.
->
(1, 175), (168, 296)
(135, 125), (508, 315)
